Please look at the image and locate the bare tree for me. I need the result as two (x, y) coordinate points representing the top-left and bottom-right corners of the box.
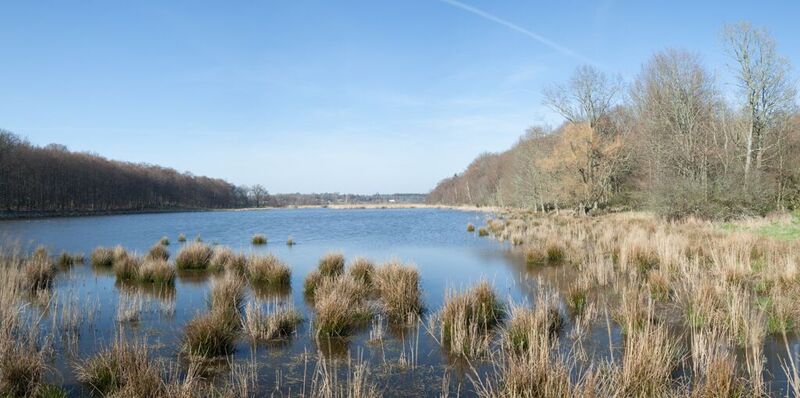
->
(723, 22), (797, 178)
(542, 65), (622, 129)
(250, 184), (268, 208)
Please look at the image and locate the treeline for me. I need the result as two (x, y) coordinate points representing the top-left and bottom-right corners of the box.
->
(429, 22), (800, 219)
(271, 193), (427, 207)
(0, 131), (249, 215)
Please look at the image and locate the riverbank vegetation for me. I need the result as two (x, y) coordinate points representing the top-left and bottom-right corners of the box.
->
(429, 22), (799, 220)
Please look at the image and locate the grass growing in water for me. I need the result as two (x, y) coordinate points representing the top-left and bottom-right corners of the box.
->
(313, 275), (372, 338)
(251, 234), (267, 245)
(467, 223), (475, 232)
(374, 261), (422, 323)
(347, 257), (375, 287)
(245, 254), (291, 288)
(90, 247), (115, 267)
(146, 243), (169, 261)
(243, 301), (302, 342)
(437, 281), (505, 357)
(74, 337), (163, 397)
(318, 252), (345, 277)
(175, 242), (213, 271)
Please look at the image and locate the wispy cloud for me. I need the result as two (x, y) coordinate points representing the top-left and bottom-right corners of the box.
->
(438, 0), (595, 65)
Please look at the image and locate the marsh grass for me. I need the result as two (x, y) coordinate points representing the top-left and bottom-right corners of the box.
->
(436, 281), (505, 357)
(347, 257), (375, 287)
(175, 242), (214, 271)
(209, 273), (246, 314)
(91, 247), (115, 267)
(113, 254), (141, 281)
(209, 246), (246, 274)
(242, 301), (302, 342)
(245, 254), (291, 288)
(318, 252), (345, 277)
(286, 235), (296, 246)
(251, 234), (267, 245)
(467, 223), (475, 232)
(182, 309), (239, 358)
(23, 248), (56, 291)
(177, 233), (186, 243)
(137, 259), (176, 285)
(313, 275), (372, 338)
(74, 336), (163, 397)
(478, 227), (489, 237)
(374, 261), (422, 323)
(146, 243), (169, 261)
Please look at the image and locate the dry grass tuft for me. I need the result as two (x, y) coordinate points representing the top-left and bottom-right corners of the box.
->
(182, 309), (239, 358)
(318, 252), (345, 277)
(245, 254), (291, 288)
(313, 275), (372, 338)
(74, 336), (163, 397)
(91, 247), (115, 267)
(242, 301), (302, 342)
(251, 234), (267, 245)
(373, 261), (422, 323)
(137, 259), (175, 285)
(436, 281), (505, 357)
(347, 257), (375, 287)
(146, 243), (169, 261)
(175, 242), (213, 271)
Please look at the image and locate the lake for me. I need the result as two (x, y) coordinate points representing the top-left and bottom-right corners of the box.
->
(0, 208), (546, 396)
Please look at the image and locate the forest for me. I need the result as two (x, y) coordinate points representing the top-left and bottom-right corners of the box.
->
(0, 130), (248, 215)
(428, 22), (800, 219)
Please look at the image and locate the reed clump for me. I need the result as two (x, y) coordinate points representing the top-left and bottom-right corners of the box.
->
(243, 301), (302, 341)
(182, 309), (239, 358)
(478, 227), (489, 237)
(437, 281), (505, 357)
(113, 254), (141, 281)
(467, 223), (475, 232)
(91, 247), (115, 267)
(373, 261), (422, 322)
(347, 257), (375, 287)
(146, 243), (169, 261)
(313, 275), (372, 338)
(159, 236), (170, 246)
(318, 252), (345, 277)
(136, 259), (175, 285)
(251, 234), (267, 245)
(245, 254), (291, 288)
(74, 337), (163, 397)
(23, 248), (56, 291)
(286, 235), (296, 246)
(175, 242), (213, 271)
(209, 246), (246, 274)
(177, 233), (186, 243)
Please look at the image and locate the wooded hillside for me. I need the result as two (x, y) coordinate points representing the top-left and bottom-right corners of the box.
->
(429, 23), (800, 219)
(0, 131), (247, 215)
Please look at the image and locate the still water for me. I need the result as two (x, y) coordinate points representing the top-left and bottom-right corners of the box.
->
(0, 208), (539, 396)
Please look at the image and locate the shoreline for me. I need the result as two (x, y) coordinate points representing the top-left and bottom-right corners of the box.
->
(0, 203), (500, 221)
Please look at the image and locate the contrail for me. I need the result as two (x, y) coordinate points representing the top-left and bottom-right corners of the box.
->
(438, 0), (595, 65)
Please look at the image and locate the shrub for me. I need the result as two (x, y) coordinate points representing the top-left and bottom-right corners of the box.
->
(347, 257), (375, 287)
(373, 261), (422, 322)
(91, 247), (115, 267)
(243, 301), (302, 341)
(146, 243), (169, 261)
(246, 254), (291, 288)
(175, 242), (213, 271)
(318, 252), (345, 277)
(251, 234), (267, 245)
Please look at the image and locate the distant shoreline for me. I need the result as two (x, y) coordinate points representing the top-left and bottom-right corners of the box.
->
(0, 203), (498, 221)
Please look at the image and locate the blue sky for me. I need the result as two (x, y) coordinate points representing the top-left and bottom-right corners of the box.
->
(1, 1), (798, 194)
